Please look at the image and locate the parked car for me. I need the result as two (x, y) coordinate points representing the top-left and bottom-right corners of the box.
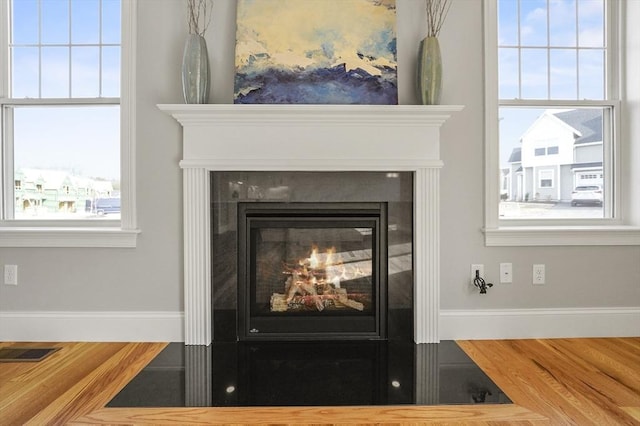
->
(94, 197), (121, 215)
(571, 185), (603, 206)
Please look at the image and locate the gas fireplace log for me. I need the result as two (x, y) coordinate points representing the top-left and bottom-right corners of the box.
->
(284, 276), (325, 311)
(271, 293), (289, 312)
(270, 290), (364, 312)
(334, 292), (365, 311)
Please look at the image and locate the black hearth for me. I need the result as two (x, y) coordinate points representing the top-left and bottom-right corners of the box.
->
(238, 202), (387, 340)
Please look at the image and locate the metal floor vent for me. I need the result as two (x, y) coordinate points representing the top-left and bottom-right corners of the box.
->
(0, 347), (60, 362)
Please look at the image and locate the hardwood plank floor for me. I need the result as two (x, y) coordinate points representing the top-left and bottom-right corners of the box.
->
(0, 341), (166, 426)
(0, 338), (638, 425)
(457, 339), (640, 426)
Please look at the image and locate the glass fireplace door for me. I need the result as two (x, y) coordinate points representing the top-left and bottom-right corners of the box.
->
(238, 203), (387, 340)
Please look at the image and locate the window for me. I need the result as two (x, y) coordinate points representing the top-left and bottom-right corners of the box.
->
(539, 169), (554, 188)
(496, 0), (615, 221)
(485, 0), (640, 245)
(0, 0), (137, 247)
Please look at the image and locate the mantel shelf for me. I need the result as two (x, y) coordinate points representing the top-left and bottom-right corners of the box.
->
(158, 104), (465, 127)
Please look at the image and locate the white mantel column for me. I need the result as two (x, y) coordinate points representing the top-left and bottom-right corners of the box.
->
(183, 167), (211, 345)
(414, 167), (441, 343)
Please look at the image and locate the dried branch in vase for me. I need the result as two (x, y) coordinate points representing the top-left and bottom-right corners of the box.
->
(187, 0), (213, 36)
(425, 0), (451, 38)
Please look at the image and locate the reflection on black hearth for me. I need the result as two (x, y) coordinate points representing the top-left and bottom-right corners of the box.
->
(235, 342), (386, 406)
(107, 341), (511, 408)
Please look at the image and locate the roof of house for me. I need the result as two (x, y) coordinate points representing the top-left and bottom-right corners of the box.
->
(508, 147), (522, 163)
(571, 161), (603, 169)
(552, 109), (603, 144)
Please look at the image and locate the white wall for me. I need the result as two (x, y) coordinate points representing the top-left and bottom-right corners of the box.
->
(0, 0), (638, 341)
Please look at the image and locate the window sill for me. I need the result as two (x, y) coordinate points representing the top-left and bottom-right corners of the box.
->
(0, 227), (140, 248)
(484, 226), (640, 246)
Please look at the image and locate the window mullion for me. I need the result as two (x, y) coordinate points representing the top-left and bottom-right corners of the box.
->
(99, 0), (103, 97)
(38, 0), (42, 98)
(499, 99), (615, 108)
(517, 0), (521, 99)
(575, 0), (580, 99)
(607, 0), (619, 101)
(546, 0), (550, 100)
(2, 106), (15, 220)
(2, 1), (9, 99)
(2, 97), (120, 106)
(68, 0), (72, 98)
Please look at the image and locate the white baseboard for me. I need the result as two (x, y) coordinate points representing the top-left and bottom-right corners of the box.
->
(2, 308), (638, 342)
(0, 311), (184, 342)
(440, 307), (640, 340)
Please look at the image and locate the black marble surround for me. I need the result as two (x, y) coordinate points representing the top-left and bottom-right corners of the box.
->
(211, 171), (415, 342)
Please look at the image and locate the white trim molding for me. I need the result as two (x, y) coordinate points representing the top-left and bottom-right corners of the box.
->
(0, 227), (140, 247)
(440, 307), (640, 340)
(119, 0), (138, 232)
(0, 311), (183, 342)
(5, 308), (635, 342)
(484, 226), (640, 246)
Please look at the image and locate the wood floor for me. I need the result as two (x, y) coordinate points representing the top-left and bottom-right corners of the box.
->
(1, 338), (638, 425)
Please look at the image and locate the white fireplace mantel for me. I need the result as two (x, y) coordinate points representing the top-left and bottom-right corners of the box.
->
(159, 104), (463, 345)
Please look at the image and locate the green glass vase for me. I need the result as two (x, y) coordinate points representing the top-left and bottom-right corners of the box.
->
(182, 34), (210, 104)
(416, 36), (442, 105)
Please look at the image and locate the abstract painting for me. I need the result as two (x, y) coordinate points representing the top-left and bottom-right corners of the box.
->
(234, 0), (398, 104)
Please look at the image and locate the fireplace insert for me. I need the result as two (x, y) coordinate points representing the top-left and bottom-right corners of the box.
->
(238, 202), (387, 340)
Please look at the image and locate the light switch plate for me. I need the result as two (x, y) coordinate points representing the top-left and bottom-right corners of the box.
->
(500, 263), (512, 283)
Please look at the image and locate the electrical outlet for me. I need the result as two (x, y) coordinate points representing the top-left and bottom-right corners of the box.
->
(471, 264), (484, 283)
(533, 264), (545, 285)
(500, 263), (513, 283)
(4, 265), (18, 285)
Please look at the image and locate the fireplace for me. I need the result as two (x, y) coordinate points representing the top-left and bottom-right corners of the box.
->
(238, 202), (387, 340)
(212, 171), (411, 342)
(159, 104), (463, 345)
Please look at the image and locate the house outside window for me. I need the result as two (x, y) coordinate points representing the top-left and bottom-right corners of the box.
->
(0, 0), (137, 247)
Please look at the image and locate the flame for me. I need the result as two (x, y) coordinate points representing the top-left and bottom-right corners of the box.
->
(308, 246), (320, 269)
(325, 247), (335, 266)
(277, 244), (371, 312)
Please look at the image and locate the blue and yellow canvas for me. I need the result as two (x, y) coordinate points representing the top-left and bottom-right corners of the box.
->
(234, 0), (398, 104)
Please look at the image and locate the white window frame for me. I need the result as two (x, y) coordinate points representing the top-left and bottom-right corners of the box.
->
(0, 0), (138, 247)
(484, 0), (640, 246)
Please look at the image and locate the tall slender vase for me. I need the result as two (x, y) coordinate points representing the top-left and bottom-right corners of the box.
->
(182, 34), (210, 104)
(416, 36), (442, 105)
